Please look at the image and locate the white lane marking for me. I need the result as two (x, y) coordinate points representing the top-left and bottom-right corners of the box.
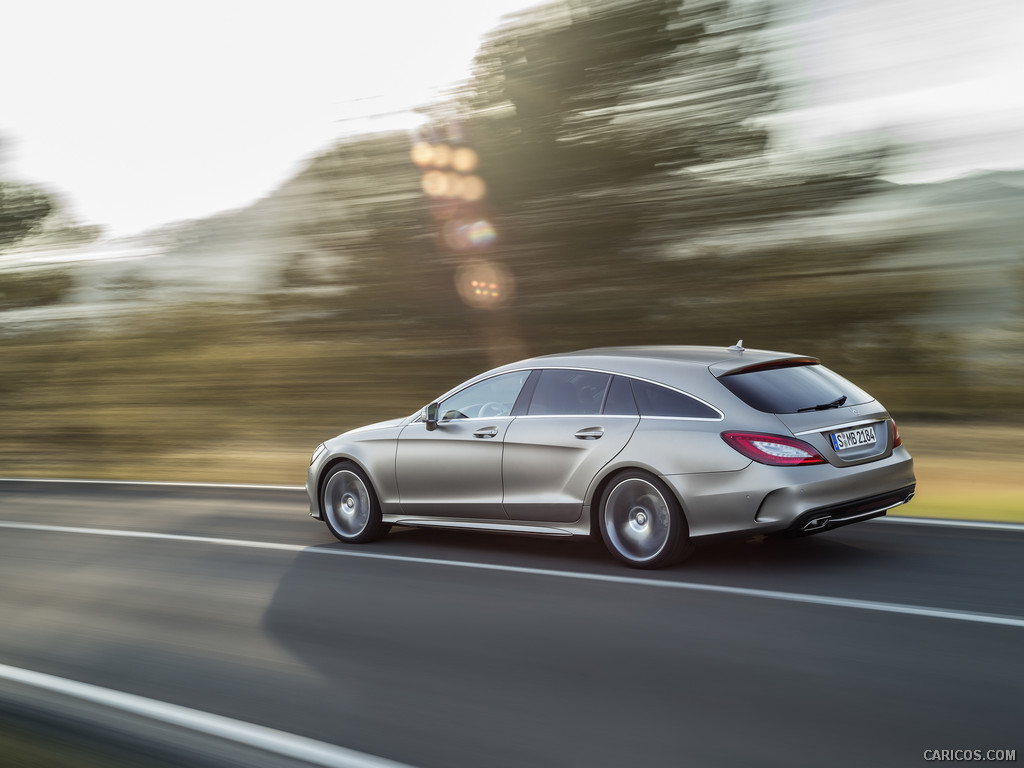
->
(0, 662), (416, 768)
(2, 521), (1024, 629)
(0, 521), (308, 552)
(2, 478), (1022, 532)
(0, 477), (305, 491)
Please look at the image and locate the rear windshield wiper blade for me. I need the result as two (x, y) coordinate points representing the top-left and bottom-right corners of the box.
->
(797, 395), (847, 412)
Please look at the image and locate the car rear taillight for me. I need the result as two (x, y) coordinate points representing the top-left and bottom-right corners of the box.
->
(721, 431), (826, 466)
(891, 418), (902, 448)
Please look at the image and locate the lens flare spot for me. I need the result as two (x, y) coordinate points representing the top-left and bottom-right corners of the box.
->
(457, 174), (487, 202)
(466, 219), (497, 248)
(452, 147), (479, 173)
(441, 219), (466, 249)
(430, 144), (453, 169)
(441, 218), (496, 251)
(410, 142), (434, 168)
(421, 170), (451, 197)
(456, 261), (514, 309)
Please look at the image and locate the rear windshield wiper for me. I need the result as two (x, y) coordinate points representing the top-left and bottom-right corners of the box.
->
(797, 395), (847, 412)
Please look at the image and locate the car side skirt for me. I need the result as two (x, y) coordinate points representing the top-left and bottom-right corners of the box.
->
(382, 514), (592, 538)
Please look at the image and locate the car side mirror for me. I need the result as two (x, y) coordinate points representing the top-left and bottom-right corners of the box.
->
(424, 402), (439, 431)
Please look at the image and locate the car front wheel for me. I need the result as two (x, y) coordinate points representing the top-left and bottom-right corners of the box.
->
(321, 463), (390, 544)
(598, 471), (694, 569)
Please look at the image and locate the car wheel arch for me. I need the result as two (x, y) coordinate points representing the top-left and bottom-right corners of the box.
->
(587, 464), (688, 537)
(317, 455), (374, 512)
(593, 467), (695, 568)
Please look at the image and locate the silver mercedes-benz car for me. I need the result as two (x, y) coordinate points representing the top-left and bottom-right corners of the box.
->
(306, 344), (916, 568)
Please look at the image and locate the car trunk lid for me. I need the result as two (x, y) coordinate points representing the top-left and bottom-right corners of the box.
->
(775, 404), (893, 466)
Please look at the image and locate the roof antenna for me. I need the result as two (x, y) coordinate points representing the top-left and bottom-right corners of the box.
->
(728, 339), (745, 352)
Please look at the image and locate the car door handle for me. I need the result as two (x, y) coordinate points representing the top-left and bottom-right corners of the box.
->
(574, 427), (604, 440)
(473, 427), (500, 439)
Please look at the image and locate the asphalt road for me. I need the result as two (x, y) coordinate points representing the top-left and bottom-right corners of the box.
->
(0, 479), (1021, 768)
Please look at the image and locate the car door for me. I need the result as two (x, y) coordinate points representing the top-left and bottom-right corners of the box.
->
(502, 370), (640, 523)
(395, 370), (530, 519)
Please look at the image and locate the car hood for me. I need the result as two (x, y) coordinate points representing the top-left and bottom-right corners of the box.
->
(334, 417), (407, 440)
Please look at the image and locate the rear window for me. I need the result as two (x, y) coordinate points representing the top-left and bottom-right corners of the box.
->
(718, 363), (873, 414)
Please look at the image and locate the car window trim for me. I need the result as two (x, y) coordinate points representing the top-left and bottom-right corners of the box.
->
(520, 366), (725, 421)
(637, 414), (724, 423)
(411, 369), (534, 423)
(512, 413), (642, 420)
(412, 365), (724, 422)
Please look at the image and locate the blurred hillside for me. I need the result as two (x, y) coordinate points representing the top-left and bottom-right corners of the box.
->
(1, 0), (1022, 493)
(3, 152), (1021, 415)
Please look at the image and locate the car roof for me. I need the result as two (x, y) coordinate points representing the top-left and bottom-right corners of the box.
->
(422, 345), (820, 415)
(469, 345), (817, 396)
(528, 345), (809, 373)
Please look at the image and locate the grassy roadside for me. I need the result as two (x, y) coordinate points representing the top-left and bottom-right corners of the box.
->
(3, 422), (1020, 525)
(1, 303), (1020, 523)
(894, 424), (1024, 523)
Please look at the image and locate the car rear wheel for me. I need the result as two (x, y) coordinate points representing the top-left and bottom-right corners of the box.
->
(321, 463), (390, 544)
(598, 471), (694, 569)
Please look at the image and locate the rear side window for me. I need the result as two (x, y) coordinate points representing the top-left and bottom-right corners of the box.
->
(604, 376), (639, 416)
(719, 363), (873, 414)
(630, 379), (719, 419)
(529, 369), (611, 415)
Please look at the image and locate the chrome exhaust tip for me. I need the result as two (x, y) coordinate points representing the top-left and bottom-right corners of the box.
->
(802, 516), (831, 532)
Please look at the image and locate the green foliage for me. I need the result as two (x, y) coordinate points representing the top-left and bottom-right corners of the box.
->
(264, 0), (919, 362)
(466, 0), (773, 194)
(0, 303), (486, 481)
(441, 0), (906, 351)
(8, 214), (102, 250)
(0, 180), (54, 250)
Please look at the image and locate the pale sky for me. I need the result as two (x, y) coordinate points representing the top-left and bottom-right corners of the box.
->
(1, 0), (533, 237)
(771, 0), (1024, 182)
(2, 0), (1022, 238)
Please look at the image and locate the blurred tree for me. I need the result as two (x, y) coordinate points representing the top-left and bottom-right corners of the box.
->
(270, 131), (473, 333)
(0, 180), (54, 251)
(11, 211), (103, 250)
(285, 0), (933, 367)
(454, 0), (904, 350)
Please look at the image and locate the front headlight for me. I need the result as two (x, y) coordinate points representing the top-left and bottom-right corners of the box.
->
(310, 443), (327, 466)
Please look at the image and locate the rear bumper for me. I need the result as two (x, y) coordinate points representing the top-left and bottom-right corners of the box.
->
(786, 484), (916, 534)
(663, 447), (916, 539)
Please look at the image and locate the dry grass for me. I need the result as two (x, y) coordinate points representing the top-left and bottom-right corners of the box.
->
(894, 423), (1024, 523)
(1, 304), (1021, 523)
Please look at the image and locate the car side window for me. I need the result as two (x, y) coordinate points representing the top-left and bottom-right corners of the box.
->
(438, 371), (530, 420)
(528, 369), (611, 416)
(603, 376), (639, 415)
(630, 379), (719, 419)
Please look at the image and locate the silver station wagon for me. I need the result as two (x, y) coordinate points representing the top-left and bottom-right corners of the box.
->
(306, 344), (916, 568)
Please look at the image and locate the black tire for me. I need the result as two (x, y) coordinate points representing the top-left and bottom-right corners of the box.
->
(597, 470), (694, 569)
(320, 462), (390, 544)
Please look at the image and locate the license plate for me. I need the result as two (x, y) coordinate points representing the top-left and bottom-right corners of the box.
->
(830, 425), (876, 452)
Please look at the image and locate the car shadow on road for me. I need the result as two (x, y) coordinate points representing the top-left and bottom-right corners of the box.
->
(259, 524), (903, 768)
(355, 522), (893, 575)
